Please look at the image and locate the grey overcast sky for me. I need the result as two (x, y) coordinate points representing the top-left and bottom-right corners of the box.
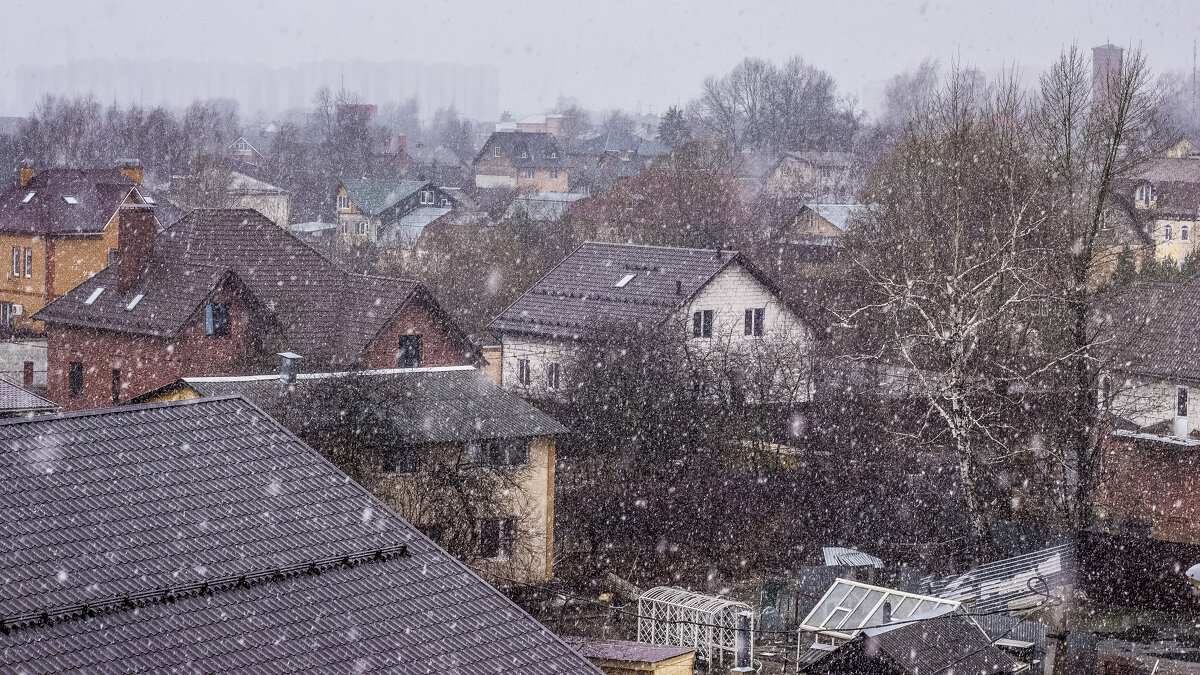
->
(3, 0), (1199, 117)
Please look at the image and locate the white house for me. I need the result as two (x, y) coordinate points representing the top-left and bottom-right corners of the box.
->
(488, 241), (817, 400)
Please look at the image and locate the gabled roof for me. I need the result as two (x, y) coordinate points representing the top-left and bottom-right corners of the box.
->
(1100, 278), (1200, 381)
(0, 396), (596, 672)
(489, 241), (787, 340)
(340, 178), (429, 215)
(384, 205), (452, 244)
(573, 131), (669, 158)
(177, 365), (567, 444)
(34, 209), (471, 368)
(0, 378), (57, 414)
(803, 203), (862, 231)
(475, 131), (567, 169)
(0, 168), (150, 236)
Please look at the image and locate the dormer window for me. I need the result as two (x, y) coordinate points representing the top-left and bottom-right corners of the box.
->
(520, 150), (528, 158)
(21, 191), (34, 204)
(492, 147), (501, 158)
(337, 194), (349, 211)
(84, 287), (105, 305)
(1136, 183), (1154, 206)
(142, 195), (156, 205)
(615, 273), (636, 288)
(550, 151), (557, 158)
(62, 196), (78, 205)
(420, 190), (434, 205)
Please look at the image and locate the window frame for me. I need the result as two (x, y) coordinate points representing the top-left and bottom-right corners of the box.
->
(111, 368), (121, 405)
(398, 334), (422, 368)
(550, 169), (560, 180)
(517, 358), (532, 386)
(492, 146), (501, 158)
(1184, 224), (1191, 242)
(692, 310), (714, 339)
(356, 222), (369, 236)
(547, 362), (560, 391)
(744, 307), (765, 337)
(68, 362), (84, 399)
(381, 444), (420, 475)
(1165, 223), (1174, 242)
(520, 168), (536, 180)
(205, 302), (231, 337)
(1178, 386), (1189, 418)
(479, 517), (515, 561)
(23, 247), (31, 278)
(10, 247), (18, 277)
(337, 194), (350, 211)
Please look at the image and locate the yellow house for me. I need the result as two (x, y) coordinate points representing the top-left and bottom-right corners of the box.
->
(0, 161), (157, 331)
(134, 363), (565, 583)
(1122, 156), (1200, 265)
(473, 131), (570, 193)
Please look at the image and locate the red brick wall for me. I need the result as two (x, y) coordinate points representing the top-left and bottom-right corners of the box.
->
(362, 294), (476, 369)
(1097, 437), (1200, 545)
(46, 285), (259, 410)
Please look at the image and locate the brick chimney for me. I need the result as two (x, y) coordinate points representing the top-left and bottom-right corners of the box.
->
(116, 158), (143, 185)
(116, 203), (156, 294)
(17, 160), (33, 188)
(397, 135), (407, 152)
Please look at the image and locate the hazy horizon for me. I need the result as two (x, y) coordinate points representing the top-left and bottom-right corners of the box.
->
(3, 0), (1199, 120)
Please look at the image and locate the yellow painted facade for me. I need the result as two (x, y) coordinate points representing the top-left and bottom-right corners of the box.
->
(1152, 219), (1198, 263)
(587, 653), (695, 675)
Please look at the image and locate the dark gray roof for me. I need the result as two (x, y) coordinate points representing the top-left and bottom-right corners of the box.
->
(1101, 278), (1200, 381)
(489, 241), (780, 340)
(34, 209), (475, 369)
(560, 637), (692, 663)
(0, 168), (149, 236)
(0, 396), (596, 672)
(474, 132), (567, 169)
(183, 366), (567, 444)
(0, 378), (57, 414)
(573, 131), (669, 159)
(805, 614), (1018, 674)
(341, 178), (429, 215)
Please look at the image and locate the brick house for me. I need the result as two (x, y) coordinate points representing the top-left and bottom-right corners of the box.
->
(33, 208), (479, 410)
(0, 161), (158, 332)
(135, 365), (566, 583)
(473, 131), (569, 193)
(488, 241), (816, 400)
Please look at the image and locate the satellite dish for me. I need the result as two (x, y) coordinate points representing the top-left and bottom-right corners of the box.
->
(1187, 564), (1200, 589)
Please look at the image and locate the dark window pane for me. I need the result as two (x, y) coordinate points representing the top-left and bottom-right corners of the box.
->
(693, 311), (702, 337)
(69, 362), (84, 398)
(111, 369), (121, 404)
(206, 303), (230, 336)
(398, 334), (422, 368)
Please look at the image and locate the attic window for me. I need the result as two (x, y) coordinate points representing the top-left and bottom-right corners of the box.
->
(520, 150), (528, 158)
(125, 293), (145, 311)
(84, 287), (105, 305)
(21, 191), (34, 204)
(615, 273), (637, 288)
(142, 195), (156, 205)
(62, 196), (78, 205)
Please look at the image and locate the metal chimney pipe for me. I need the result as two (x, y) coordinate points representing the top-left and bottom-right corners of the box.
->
(278, 351), (303, 384)
(731, 610), (754, 673)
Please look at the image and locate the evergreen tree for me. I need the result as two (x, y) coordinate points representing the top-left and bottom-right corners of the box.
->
(657, 105), (689, 148)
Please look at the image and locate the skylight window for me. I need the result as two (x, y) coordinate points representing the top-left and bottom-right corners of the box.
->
(21, 191), (35, 204)
(62, 196), (78, 205)
(142, 195), (156, 205)
(125, 293), (145, 311)
(84, 287), (105, 305)
(615, 273), (637, 288)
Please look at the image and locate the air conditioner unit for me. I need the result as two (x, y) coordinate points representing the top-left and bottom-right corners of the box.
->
(13, 305), (24, 316)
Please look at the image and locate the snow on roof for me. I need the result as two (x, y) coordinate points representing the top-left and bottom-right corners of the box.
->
(823, 546), (884, 569)
(804, 203), (862, 231)
(924, 543), (1075, 614)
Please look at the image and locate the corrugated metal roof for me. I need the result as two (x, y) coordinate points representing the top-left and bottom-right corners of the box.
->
(924, 544), (1075, 615)
(185, 366), (566, 444)
(0, 396), (597, 672)
(822, 546), (884, 569)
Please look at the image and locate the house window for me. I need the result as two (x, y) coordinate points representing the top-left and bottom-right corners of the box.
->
(517, 358), (531, 386)
(356, 222), (369, 236)
(479, 517), (515, 560)
(1165, 224), (1174, 242)
(23, 248), (31, 278)
(23, 361), (33, 388)
(745, 308), (765, 337)
(1184, 225), (1191, 242)
(0, 302), (13, 327)
(205, 302), (230, 336)
(520, 169), (536, 180)
(1178, 386), (1189, 418)
(111, 369), (121, 404)
(547, 362), (560, 390)
(1098, 210), (1110, 232)
(339, 223), (348, 235)
(337, 194), (350, 210)
(469, 438), (530, 467)
(69, 362), (84, 398)
(1136, 183), (1154, 206)
(692, 310), (713, 339)
(10, 247), (18, 277)
(108, 249), (120, 267)
(492, 147), (501, 158)
(420, 190), (434, 205)
(519, 150), (528, 158)
(550, 169), (560, 179)
(550, 151), (557, 159)
(398, 334), (422, 368)
(382, 445), (419, 474)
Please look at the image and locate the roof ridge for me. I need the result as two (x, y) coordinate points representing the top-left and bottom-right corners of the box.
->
(0, 543), (410, 636)
(581, 239), (740, 255)
(0, 394), (248, 428)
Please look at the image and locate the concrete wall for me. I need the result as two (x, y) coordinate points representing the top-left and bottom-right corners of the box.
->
(475, 173), (517, 189)
(0, 338), (47, 388)
(499, 334), (577, 397)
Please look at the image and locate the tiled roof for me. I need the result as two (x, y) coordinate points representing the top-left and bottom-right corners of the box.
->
(341, 178), (429, 215)
(573, 131), (669, 158)
(489, 241), (773, 340)
(475, 132), (567, 169)
(34, 209), (462, 368)
(560, 637), (692, 663)
(0, 396), (597, 672)
(858, 613), (1019, 674)
(0, 378), (57, 414)
(0, 168), (149, 236)
(1101, 279), (1200, 381)
(182, 366), (567, 444)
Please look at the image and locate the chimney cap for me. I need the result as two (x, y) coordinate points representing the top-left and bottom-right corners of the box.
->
(277, 351), (303, 360)
(17, 159), (33, 168)
(116, 158), (143, 168)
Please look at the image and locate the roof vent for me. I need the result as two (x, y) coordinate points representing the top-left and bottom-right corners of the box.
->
(278, 351), (303, 384)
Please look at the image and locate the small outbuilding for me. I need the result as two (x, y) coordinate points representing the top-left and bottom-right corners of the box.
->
(562, 637), (695, 675)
